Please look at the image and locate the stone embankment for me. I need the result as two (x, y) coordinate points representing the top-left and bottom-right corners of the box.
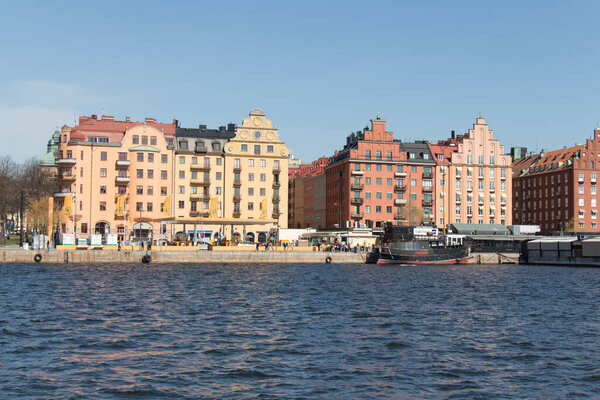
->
(0, 249), (520, 264)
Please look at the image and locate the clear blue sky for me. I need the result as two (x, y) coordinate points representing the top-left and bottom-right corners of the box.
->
(1, 0), (599, 162)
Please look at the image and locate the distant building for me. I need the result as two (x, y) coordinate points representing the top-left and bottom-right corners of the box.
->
(510, 146), (528, 160)
(429, 118), (512, 228)
(512, 127), (600, 233)
(39, 128), (62, 178)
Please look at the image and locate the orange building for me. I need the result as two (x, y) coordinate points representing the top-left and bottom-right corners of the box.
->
(54, 114), (177, 243)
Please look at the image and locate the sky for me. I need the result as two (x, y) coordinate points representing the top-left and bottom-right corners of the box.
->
(1, 0), (600, 163)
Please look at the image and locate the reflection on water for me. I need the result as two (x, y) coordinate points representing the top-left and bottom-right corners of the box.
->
(0, 263), (599, 398)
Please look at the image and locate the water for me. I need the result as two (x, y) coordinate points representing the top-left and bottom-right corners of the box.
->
(0, 263), (599, 399)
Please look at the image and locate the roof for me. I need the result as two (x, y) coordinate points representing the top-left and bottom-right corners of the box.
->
(448, 223), (511, 235)
(513, 145), (582, 178)
(399, 141), (437, 165)
(175, 126), (236, 140)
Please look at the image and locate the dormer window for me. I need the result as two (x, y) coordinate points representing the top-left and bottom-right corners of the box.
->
(212, 142), (220, 151)
(180, 141), (188, 150)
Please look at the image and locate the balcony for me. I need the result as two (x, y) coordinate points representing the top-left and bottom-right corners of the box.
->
(489, 187), (495, 193)
(422, 186), (433, 193)
(233, 179), (242, 187)
(57, 174), (76, 182)
(272, 181), (281, 189)
(233, 210), (241, 218)
(190, 194), (210, 202)
(191, 163), (211, 171)
(189, 210), (200, 217)
(501, 175), (506, 180)
(478, 198), (484, 205)
(351, 184), (364, 190)
(394, 171), (407, 178)
(272, 210), (281, 218)
(115, 159), (130, 167)
(56, 158), (76, 165)
(351, 213), (363, 219)
(115, 176), (130, 183)
(351, 197), (364, 205)
(422, 172), (433, 179)
(579, 176), (584, 183)
(272, 195), (280, 203)
(351, 170), (364, 176)
(233, 165), (242, 172)
(191, 179), (210, 186)
(394, 184), (406, 192)
(273, 166), (281, 174)
(592, 177), (597, 183)
(394, 214), (407, 221)
(422, 199), (433, 207)
(233, 194), (241, 202)
(394, 198), (407, 206)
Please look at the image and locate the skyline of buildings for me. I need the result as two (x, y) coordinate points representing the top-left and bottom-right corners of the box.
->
(41, 108), (600, 243)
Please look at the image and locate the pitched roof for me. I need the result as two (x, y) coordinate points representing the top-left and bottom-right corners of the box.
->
(514, 145), (582, 177)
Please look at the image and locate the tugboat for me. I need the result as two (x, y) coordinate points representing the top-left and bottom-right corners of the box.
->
(367, 223), (469, 265)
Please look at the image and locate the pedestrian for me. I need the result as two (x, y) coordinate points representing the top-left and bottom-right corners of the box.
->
(256, 242), (259, 251)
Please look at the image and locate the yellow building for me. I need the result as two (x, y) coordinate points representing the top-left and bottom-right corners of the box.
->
(172, 108), (289, 244)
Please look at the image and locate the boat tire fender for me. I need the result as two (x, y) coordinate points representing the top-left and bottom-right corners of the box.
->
(142, 254), (151, 264)
(34, 253), (42, 263)
(325, 256), (332, 264)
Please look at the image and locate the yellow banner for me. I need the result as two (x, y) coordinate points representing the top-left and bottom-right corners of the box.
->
(115, 194), (125, 217)
(47, 197), (53, 239)
(260, 197), (268, 219)
(163, 195), (171, 216)
(209, 197), (218, 218)
(64, 194), (73, 217)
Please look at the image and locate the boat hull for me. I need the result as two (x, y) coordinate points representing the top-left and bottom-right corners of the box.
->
(376, 255), (469, 265)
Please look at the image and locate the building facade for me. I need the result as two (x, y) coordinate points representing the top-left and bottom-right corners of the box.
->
(429, 117), (512, 227)
(172, 108), (289, 244)
(54, 115), (177, 243)
(512, 128), (600, 233)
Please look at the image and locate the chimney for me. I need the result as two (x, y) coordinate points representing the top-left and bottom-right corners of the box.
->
(173, 119), (179, 127)
(227, 123), (235, 131)
(145, 117), (157, 123)
(91, 114), (98, 120)
(125, 116), (131, 122)
(102, 115), (114, 121)
(451, 130), (455, 139)
(199, 124), (206, 131)
(219, 126), (226, 131)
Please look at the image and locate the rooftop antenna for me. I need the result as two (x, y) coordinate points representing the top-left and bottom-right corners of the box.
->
(101, 108), (106, 117)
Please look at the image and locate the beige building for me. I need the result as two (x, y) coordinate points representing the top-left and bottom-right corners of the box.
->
(54, 115), (177, 243)
(429, 117), (512, 227)
(172, 108), (289, 244)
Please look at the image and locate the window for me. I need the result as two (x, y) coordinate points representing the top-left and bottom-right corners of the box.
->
(141, 136), (148, 145)
(148, 153), (154, 163)
(579, 185), (584, 194)
(254, 145), (261, 155)
(386, 206), (392, 213)
(100, 185), (106, 194)
(478, 155), (484, 164)
(456, 180), (461, 190)
(387, 165), (392, 172)
(147, 202), (153, 212)
(178, 201), (184, 209)
(365, 177), (371, 185)
(376, 192), (382, 199)
(212, 142), (220, 151)
(137, 185), (143, 195)
(467, 155), (472, 164)
(248, 202), (254, 210)
(248, 188), (254, 196)
(365, 205), (371, 213)
(579, 198), (584, 206)
(100, 201), (106, 211)
(267, 145), (274, 153)
(179, 156), (185, 164)
(365, 192), (371, 199)
(216, 187), (222, 195)
(161, 187), (167, 195)
(376, 164), (382, 171)
(387, 178), (393, 186)
(387, 192), (392, 199)
(376, 151), (382, 160)
(365, 164), (371, 171)
(241, 144), (248, 152)
(100, 168), (107, 177)
(260, 188), (266, 196)
(437, 154), (444, 161)
(365, 150), (371, 159)
(148, 169), (154, 179)
(137, 169), (143, 178)
(260, 159), (266, 167)
(137, 153), (144, 162)
(376, 206), (382, 213)
(161, 170), (167, 180)
(248, 173), (254, 181)
(260, 173), (266, 181)
(133, 135), (139, 144)
(81, 223), (88, 234)
(411, 166), (417, 173)
(161, 154), (168, 163)
(411, 179), (416, 187)
(100, 151), (107, 161)
(490, 155), (495, 165)
(216, 158), (222, 166)
(150, 136), (157, 145)
(387, 151), (393, 160)
(147, 186), (153, 195)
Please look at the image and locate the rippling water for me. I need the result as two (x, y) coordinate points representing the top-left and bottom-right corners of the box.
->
(0, 263), (599, 399)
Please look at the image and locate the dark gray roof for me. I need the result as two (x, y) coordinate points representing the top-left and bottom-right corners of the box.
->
(399, 141), (436, 164)
(176, 124), (236, 139)
(448, 224), (511, 235)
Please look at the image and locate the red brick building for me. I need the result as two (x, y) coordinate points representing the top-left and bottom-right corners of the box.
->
(513, 128), (600, 232)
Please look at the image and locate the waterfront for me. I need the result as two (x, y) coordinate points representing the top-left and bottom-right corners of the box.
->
(1, 263), (599, 399)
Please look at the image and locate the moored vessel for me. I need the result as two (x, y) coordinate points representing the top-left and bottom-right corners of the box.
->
(367, 223), (469, 265)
